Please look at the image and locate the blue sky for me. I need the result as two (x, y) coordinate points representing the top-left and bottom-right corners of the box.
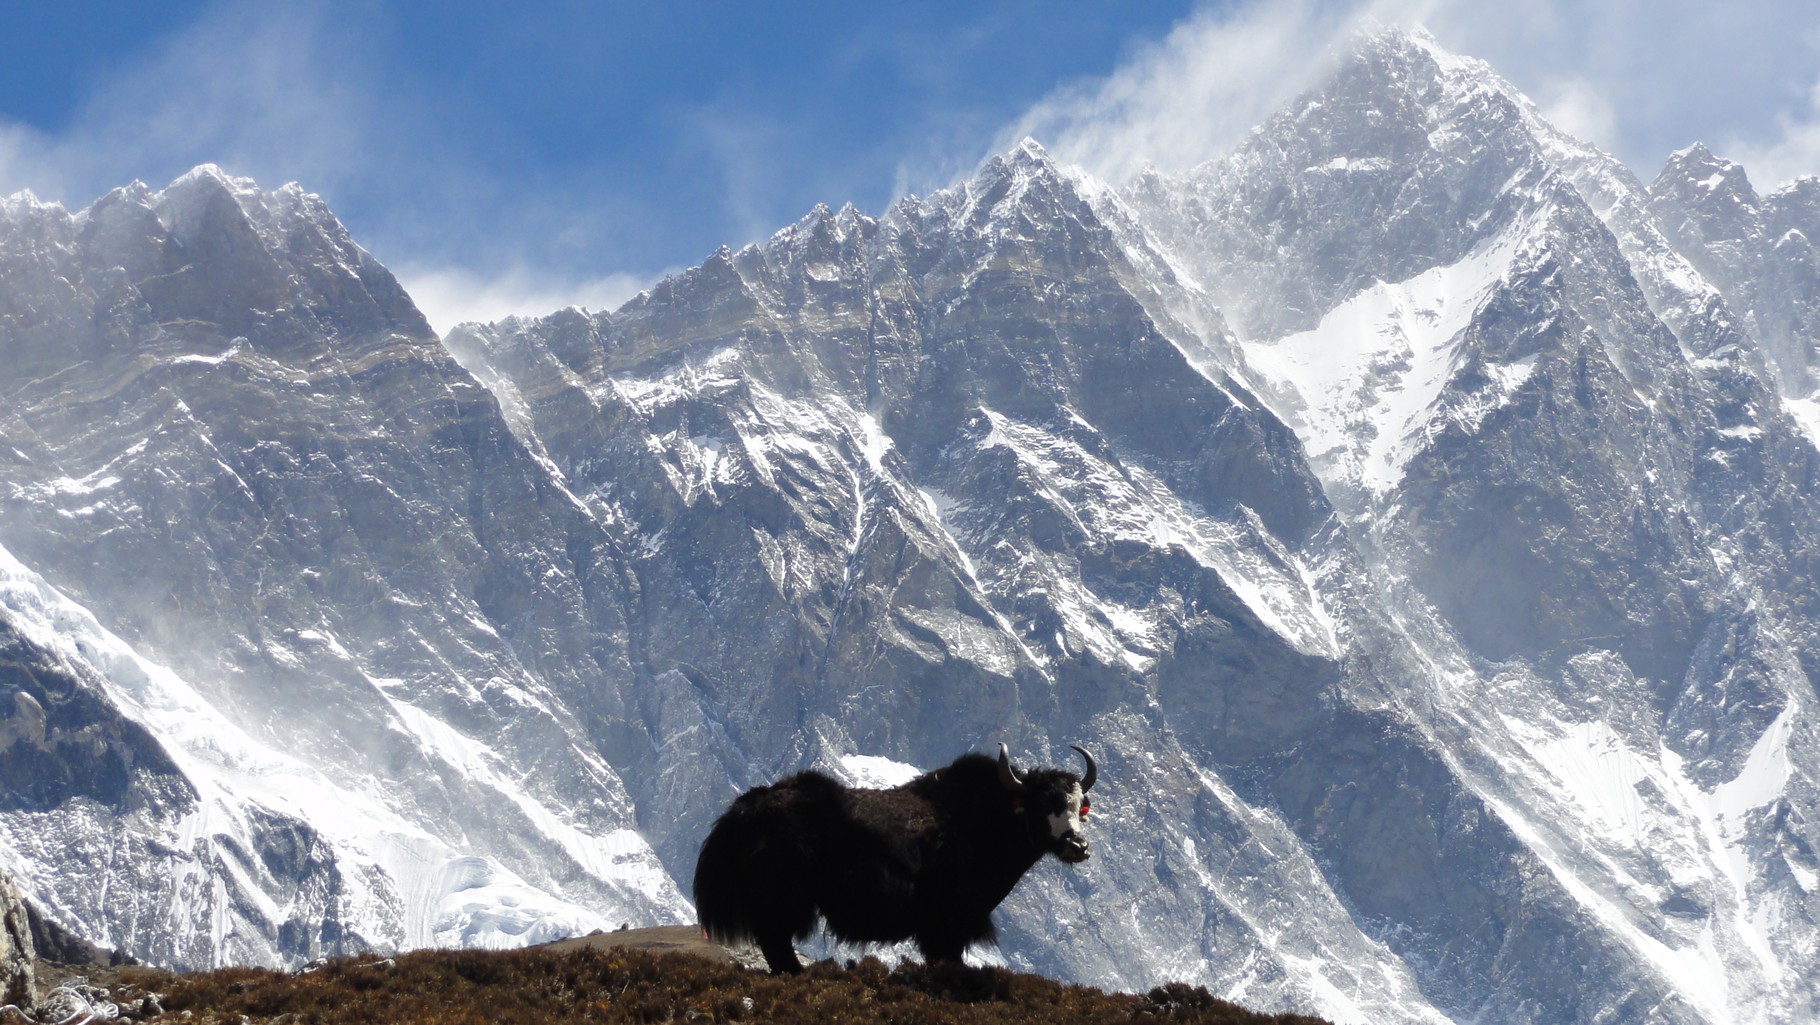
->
(4, 1), (1819, 331)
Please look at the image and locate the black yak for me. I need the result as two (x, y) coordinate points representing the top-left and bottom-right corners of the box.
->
(693, 743), (1097, 973)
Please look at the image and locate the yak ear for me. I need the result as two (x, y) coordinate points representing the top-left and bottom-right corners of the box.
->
(1011, 796), (1026, 813)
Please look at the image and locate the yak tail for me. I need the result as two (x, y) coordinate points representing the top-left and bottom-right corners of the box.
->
(693, 804), (762, 946)
(693, 778), (831, 947)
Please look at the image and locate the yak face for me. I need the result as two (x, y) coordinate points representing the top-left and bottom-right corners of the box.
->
(1036, 780), (1091, 863)
(1000, 744), (1096, 864)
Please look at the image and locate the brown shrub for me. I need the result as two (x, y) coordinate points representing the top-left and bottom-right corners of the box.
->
(129, 945), (1332, 1025)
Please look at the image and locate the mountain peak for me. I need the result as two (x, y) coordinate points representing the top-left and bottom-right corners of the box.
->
(937, 135), (1080, 231)
(971, 136), (1059, 180)
(1768, 172), (1820, 206)
(152, 164), (272, 249)
(980, 136), (1065, 186)
(164, 162), (261, 200)
(1669, 141), (1718, 164)
(1012, 136), (1052, 164)
(1652, 141), (1760, 209)
(1659, 141), (1749, 183)
(1340, 23), (1489, 81)
(1238, 24), (1519, 156)
(0, 188), (56, 217)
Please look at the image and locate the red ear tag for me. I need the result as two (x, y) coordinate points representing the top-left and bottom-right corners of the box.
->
(1080, 802), (1090, 817)
(1012, 797), (1025, 812)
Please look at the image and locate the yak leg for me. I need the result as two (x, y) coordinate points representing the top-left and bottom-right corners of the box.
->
(915, 928), (969, 966)
(917, 907), (996, 968)
(756, 931), (803, 975)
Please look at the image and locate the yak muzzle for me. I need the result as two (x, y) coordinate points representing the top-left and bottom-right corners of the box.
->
(1057, 832), (1091, 863)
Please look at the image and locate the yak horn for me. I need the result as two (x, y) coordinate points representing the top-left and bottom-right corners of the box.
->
(1071, 745), (1097, 792)
(997, 743), (1027, 791)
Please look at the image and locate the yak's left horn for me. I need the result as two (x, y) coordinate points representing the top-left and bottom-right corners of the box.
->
(1071, 745), (1097, 792)
(998, 743), (1027, 791)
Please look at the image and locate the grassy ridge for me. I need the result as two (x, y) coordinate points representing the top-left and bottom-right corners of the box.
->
(114, 946), (1333, 1025)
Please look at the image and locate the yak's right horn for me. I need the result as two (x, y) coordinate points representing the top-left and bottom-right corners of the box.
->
(998, 743), (1027, 791)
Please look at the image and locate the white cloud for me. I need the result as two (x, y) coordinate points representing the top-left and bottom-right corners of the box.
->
(0, 1), (377, 209)
(681, 105), (796, 251)
(397, 265), (661, 337)
(0, 121), (56, 202)
(1415, 0), (1820, 180)
(1004, 0), (1357, 183)
(0, 0), (665, 332)
(1731, 75), (1820, 191)
(10, 0), (1819, 320)
(1000, 0), (1473, 184)
(1536, 75), (1618, 153)
(999, 0), (1820, 189)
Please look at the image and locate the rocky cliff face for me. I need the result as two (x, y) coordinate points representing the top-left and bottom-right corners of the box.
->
(0, 27), (1816, 1025)
(0, 868), (33, 1012)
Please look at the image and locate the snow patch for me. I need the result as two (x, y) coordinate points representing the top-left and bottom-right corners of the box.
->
(1709, 699), (1797, 828)
(1522, 719), (1650, 842)
(1240, 222), (1530, 500)
(838, 754), (923, 790)
(1780, 394), (1820, 451)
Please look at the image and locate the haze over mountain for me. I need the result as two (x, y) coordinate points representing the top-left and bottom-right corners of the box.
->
(1, 28), (1815, 1025)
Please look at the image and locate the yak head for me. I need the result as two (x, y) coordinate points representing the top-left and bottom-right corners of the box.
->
(998, 743), (1097, 864)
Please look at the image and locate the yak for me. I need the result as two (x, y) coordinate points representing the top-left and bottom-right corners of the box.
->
(693, 743), (1097, 973)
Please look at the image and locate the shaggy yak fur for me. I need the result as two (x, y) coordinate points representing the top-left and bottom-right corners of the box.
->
(694, 745), (1096, 973)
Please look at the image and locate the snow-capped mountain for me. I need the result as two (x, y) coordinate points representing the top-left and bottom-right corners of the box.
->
(0, 168), (689, 968)
(1, 26), (1815, 1025)
(1119, 31), (1819, 1023)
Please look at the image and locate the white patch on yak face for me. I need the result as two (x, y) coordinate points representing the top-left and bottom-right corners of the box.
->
(1047, 783), (1085, 839)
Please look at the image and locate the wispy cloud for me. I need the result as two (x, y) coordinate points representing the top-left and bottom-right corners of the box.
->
(680, 105), (797, 252)
(397, 265), (663, 336)
(1731, 73), (1820, 190)
(997, 0), (1485, 184)
(1003, 0), (1360, 183)
(998, 0), (1820, 189)
(0, 0), (660, 331)
(1417, 0), (1820, 182)
(1535, 75), (1618, 152)
(0, 1), (378, 208)
(8, 0), (1817, 331)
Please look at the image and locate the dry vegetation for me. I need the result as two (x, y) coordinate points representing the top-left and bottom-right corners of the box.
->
(100, 946), (1332, 1025)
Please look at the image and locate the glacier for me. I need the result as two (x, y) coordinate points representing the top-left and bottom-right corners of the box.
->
(1, 26), (1817, 1025)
